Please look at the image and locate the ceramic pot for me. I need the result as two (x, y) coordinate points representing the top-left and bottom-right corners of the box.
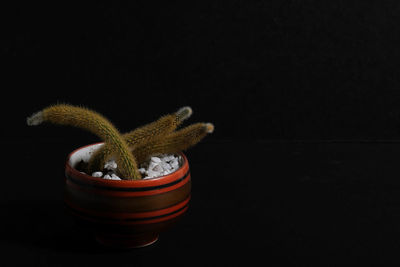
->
(64, 143), (191, 248)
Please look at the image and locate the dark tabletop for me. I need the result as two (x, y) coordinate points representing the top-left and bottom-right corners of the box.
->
(3, 139), (400, 266)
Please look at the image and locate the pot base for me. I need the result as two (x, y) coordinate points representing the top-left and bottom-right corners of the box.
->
(95, 233), (159, 249)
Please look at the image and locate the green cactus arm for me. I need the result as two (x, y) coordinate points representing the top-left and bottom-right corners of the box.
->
(27, 104), (141, 180)
(87, 106), (192, 174)
(132, 122), (214, 164)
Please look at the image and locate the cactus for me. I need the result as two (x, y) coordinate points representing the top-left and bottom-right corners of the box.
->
(27, 104), (214, 180)
(27, 104), (141, 180)
(87, 106), (192, 174)
(133, 123), (214, 164)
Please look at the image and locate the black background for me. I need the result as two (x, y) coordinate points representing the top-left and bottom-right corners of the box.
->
(4, 1), (400, 265)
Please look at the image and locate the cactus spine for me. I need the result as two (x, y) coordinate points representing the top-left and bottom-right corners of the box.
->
(27, 104), (141, 180)
(87, 106), (192, 174)
(132, 122), (214, 164)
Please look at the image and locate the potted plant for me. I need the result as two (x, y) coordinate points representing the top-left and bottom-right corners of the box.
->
(27, 104), (214, 248)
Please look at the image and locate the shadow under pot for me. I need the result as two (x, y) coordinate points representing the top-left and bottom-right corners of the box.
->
(64, 142), (191, 248)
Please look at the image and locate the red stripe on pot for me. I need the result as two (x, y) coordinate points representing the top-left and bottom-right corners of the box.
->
(65, 172), (191, 197)
(65, 196), (190, 225)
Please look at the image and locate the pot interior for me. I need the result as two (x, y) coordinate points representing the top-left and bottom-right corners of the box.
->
(69, 143), (104, 168)
(68, 143), (185, 175)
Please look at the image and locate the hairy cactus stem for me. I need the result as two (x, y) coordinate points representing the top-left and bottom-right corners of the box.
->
(27, 104), (141, 180)
(133, 122), (214, 164)
(87, 106), (193, 174)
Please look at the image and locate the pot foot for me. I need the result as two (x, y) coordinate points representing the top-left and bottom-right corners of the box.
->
(95, 233), (159, 249)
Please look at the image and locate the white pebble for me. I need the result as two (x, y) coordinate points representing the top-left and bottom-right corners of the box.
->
(151, 157), (161, 163)
(146, 170), (158, 178)
(93, 154), (181, 180)
(171, 160), (179, 168)
(151, 164), (163, 172)
(110, 173), (121, 180)
(104, 160), (117, 170)
(164, 155), (173, 162)
(161, 162), (171, 170)
(148, 161), (156, 168)
(103, 174), (112, 179)
(92, 171), (103, 177)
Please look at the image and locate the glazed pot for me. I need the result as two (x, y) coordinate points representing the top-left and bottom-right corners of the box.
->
(64, 143), (191, 248)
